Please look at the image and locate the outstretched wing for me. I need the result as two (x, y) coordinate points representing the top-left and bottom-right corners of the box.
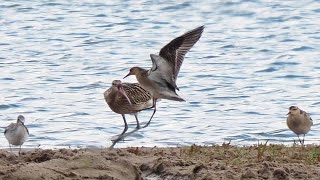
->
(158, 25), (204, 80)
(149, 54), (177, 91)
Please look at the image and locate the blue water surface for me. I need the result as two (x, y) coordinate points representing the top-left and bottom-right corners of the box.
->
(0, 0), (320, 148)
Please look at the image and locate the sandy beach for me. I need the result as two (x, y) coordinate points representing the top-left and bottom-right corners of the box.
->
(1, 143), (320, 180)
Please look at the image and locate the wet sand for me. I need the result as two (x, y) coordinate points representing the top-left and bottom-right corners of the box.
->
(1, 143), (320, 179)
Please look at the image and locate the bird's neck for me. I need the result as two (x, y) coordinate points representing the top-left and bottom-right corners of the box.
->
(136, 68), (148, 78)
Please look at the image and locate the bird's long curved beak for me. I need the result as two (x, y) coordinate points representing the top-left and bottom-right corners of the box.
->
(118, 85), (132, 105)
(18, 119), (22, 124)
(123, 72), (131, 79)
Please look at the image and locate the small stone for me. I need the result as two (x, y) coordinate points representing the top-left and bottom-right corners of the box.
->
(140, 163), (149, 171)
(264, 155), (272, 161)
(225, 170), (235, 179)
(273, 168), (288, 180)
(241, 168), (257, 179)
(193, 164), (206, 174)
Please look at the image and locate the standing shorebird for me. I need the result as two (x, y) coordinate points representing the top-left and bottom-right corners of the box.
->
(124, 26), (204, 127)
(287, 106), (313, 145)
(4, 115), (29, 155)
(104, 80), (153, 147)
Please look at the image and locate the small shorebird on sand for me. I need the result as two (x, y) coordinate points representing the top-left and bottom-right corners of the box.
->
(4, 115), (29, 155)
(124, 26), (204, 127)
(287, 106), (313, 145)
(104, 80), (153, 147)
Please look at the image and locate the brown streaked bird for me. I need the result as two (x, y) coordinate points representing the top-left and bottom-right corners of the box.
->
(124, 26), (204, 127)
(287, 106), (313, 145)
(4, 115), (29, 155)
(104, 80), (153, 146)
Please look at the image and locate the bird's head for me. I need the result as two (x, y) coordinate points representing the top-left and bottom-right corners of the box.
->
(111, 80), (132, 105)
(17, 115), (25, 124)
(287, 106), (300, 115)
(123, 67), (143, 79)
(111, 80), (122, 88)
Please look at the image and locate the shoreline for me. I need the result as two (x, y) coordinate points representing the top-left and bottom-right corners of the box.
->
(1, 144), (320, 179)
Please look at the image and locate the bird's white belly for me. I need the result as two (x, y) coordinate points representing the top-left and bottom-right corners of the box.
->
(5, 127), (29, 145)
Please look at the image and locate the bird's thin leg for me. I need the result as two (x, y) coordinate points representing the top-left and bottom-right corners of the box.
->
(302, 134), (305, 145)
(143, 98), (157, 128)
(110, 115), (128, 148)
(119, 114), (128, 136)
(19, 145), (21, 156)
(297, 135), (303, 145)
(114, 114), (141, 144)
(134, 113), (140, 129)
(112, 115), (128, 141)
(9, 144), (12, 153)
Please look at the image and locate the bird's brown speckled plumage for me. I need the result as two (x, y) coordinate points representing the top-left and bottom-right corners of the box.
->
(104, 81), (152, 114)
(104, 80), (153, 148)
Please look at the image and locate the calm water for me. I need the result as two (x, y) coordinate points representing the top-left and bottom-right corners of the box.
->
(0, 0), (320, 149)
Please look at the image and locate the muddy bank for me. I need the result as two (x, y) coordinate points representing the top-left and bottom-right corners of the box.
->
(0, 144), (320, 179)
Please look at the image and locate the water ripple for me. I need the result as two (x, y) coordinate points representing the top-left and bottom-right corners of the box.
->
(0, 0), (319, 149)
